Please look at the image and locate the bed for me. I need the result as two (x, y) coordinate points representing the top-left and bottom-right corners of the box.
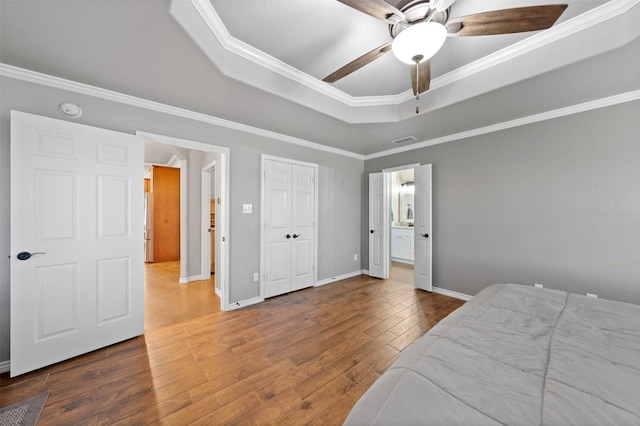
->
(345, 283), (640, 425)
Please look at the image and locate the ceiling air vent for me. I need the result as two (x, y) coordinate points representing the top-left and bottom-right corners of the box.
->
(391, 136), (417, 145)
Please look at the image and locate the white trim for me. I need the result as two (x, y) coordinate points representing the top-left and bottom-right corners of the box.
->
(0, 360), (9, 374)
(2, 64), (638, 160)
(201, 160), (216, 280)
(429, 0), (639, 92)
(136, 131), (232, 312)
(366, 90), (640, 160)
(382, 163), (421, 173)
(315, 270), (364, 287)
(431, 286), (473, 301)
(180, 0), (637, 109)
(215, 287), (222, 298)
(225, 297), (264, 311)
(179, 275), (205, 284)
(260, 155), (319, 299)
(0, 63), (364, 160)
(178, 159), (188, 282)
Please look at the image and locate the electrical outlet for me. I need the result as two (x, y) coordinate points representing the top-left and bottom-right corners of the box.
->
(534, 283), (543, 288)
(353, 254), (358, 261)
(253, 272), (259, 282)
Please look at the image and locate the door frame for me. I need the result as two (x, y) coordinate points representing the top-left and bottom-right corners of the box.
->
(379, 163), (421, 280)
(136, 131), (231, 311)
(144, 146), (186, 274)
(200, 160), (215, 284)
(260, 154), (319, 300)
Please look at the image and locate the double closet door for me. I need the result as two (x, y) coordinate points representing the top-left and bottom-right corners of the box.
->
(263, 158), (316, 298)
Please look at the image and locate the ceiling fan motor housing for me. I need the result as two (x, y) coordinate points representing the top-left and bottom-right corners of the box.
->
(389, 0), (450, 39)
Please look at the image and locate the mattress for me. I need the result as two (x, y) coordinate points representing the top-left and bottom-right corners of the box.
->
(344, 283), (640, 425)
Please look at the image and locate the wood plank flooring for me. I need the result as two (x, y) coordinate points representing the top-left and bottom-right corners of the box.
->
(1, 263), (464, 425)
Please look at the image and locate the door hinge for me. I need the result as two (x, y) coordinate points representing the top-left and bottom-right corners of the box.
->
(222, 236), (226, 242)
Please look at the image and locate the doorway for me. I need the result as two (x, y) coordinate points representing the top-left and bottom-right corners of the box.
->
(137, 131), (230, 311)
(389, 168), (415, 284)
(201, 160), (220, 296)
(368, 163), (432, 291)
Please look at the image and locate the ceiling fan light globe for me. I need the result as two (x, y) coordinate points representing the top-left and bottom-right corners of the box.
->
(392, 22), (447, 64)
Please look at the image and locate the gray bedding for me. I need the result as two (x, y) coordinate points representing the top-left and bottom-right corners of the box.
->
(345, 284), (640, 425)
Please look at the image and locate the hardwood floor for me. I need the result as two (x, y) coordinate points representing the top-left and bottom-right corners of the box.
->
(1, 267), (464, 425)
(144, 261), (221, 329)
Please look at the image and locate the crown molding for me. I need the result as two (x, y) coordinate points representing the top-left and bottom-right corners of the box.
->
(429, 0), (639, 90)
(185, 0), (638, 108)
(187, 0), (407, 108)
(365, 90), (640, 160)
(2, 64), (637, 162)
(0, 63), (365, 160)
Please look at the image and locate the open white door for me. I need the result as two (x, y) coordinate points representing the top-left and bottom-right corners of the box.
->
(10, 111), (144, 377)
(414, 164), (432, 291)
(368, 172), (388, 278)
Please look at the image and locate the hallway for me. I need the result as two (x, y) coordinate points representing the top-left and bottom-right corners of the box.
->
(144, 261), (220, 330)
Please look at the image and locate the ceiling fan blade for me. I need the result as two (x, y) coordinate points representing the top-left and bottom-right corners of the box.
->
(337, 0), (406, 24)
(323, 42), (392, 83)
(446, 4), (568, 37)
(410, 60), (431, 95)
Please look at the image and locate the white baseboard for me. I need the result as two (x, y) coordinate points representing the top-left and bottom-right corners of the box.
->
(179, 275), (204, 284)
(362, 269), (369, 275)
(215, 287), (222, 297)
(315, 270), (364, 287)
(432, 286), (473, 301)
(225, 296), (263, 311)
(0, 360), (10, 374)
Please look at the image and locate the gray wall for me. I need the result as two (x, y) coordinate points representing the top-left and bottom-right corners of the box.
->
(364, 101), (640, 304)
(0, 77), (364, 363)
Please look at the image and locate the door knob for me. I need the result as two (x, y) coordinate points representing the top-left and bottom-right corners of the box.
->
(16, 251), (45, 261)
(292, 234), (300, 238)
(370, 230), (374, 234)
(421, 233), (429, 238)
(285, 234), (292, 239)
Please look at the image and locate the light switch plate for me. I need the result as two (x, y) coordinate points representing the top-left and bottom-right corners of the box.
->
(242, 204), (252, 214)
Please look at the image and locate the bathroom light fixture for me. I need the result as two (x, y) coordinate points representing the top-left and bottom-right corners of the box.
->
(58, 102), (83, 119)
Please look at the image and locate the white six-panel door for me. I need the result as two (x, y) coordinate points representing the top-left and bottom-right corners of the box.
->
(264, 160), (293, 297)
(368, 172), (387, 278)
(263, 158), (315, 298)
(290, 165), (315, 291)
(10, 111), (144, 377)
(414, 164), (432, 291)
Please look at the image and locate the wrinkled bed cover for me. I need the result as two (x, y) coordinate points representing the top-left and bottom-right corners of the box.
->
(345, 284), (640, 425)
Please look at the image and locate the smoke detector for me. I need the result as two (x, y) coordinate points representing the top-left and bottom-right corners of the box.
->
(58, 102), (83, 119)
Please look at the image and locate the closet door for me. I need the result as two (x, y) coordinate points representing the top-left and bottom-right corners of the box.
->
(291, 165), (314, 291)
(263, 159), (316, 298)
(264, 160), (293, 298)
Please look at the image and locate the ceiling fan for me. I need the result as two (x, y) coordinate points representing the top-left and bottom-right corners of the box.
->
(324, 0), (568, 109)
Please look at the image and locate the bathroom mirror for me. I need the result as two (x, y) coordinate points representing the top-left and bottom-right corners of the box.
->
(400, 192), (414, 224)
